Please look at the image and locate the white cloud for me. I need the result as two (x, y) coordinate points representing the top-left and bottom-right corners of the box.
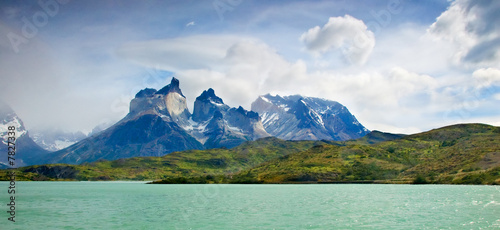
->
(473, 67), (500, 88)
(429, 0), (500, 67)
(369, 25), (456, 76)
(300, 15), (375, 65)
(0, 23), (147, 133)
(1, 1), (498, 137)
(302, 67), (444, 133)
(117, 35), (258, 72)
(117, 33), (500, 134)
(118, 36), (304, 110)
(494, 93), (500, 101)
(388, 67), (439, 94)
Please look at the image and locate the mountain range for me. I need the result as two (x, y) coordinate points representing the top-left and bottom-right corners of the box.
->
(31, 129), (87, 152)
(2, 80), (500, 185)
(2, 77), (368, 166)
(45, 78), (272, 164)
(252, 94), (369, 141)
(5, 124), (500, 185)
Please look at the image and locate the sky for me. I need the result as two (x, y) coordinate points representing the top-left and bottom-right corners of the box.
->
(0, 0), (499, 135)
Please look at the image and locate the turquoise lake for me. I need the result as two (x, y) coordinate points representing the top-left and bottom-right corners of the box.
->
(1, 182), (500, 229)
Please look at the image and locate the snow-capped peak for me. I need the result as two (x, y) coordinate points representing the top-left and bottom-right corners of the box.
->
(30, 129), (87, 151)
(0, 116), (27, 144)
(0, 102), (27, 145)
(251, 94), (370, 141)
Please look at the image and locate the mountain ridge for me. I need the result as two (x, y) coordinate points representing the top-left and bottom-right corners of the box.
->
(44, 77), (271, 164)
(3, 77), (372, 166)
(251, 94), (369, 141)
(4, 123), (499, 185)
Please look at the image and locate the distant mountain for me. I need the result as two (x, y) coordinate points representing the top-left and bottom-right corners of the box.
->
(251, 94), (369, 141)
(46, 77), (269, 165)
(191, 88), (269, 149)
(0, 100), (49, 168)
(31, 129), (87, 151)
(9, 124), (500, 185)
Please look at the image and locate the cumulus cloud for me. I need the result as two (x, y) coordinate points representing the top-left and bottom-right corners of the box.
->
(282, 67), (444, 133)
(321, 69), (436, 108)
(117, 35), (306, 110)
(117, 30), (499, 134)
(2, 1), (498, 136)
(473, 67), (500, 88)
(429, 0), (500, 67)
(300, 15), (375, 65)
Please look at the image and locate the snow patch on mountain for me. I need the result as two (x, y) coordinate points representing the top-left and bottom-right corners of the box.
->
(0, 117), (27, 144)
(261, 112), (280, 127)
(251, 94), (369, 141)
(31, 130), (87, 151)
(0, 102), (27, 145)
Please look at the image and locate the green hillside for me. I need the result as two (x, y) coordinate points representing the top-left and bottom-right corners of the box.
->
(2, 123), (499, 185)
(231, 124), (500, 184)
(1, 137), (324, 181)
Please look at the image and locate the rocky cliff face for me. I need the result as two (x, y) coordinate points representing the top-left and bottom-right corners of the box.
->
(186, 89), (269, 149)
(39, 78), (369, 165)
(251, 94), (369, 141)
(192, 88), (229, 122)
(48, 78), (269, 164)
(128, 77), (190, 125)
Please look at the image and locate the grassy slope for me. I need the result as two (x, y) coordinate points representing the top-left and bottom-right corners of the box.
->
(235, 124), (500, 184)
(1, 124), (499, 185)
(0, 137), (323, 181)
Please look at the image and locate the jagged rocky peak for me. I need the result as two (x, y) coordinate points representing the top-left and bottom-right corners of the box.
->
(134, 88), (157, 98)
(128, 77), (190, 123)
(197, 88), (223, 104)
(234, 106), (260, 120)
(0, 101), (49, 167)
(156, 77), (184, 97)
(192, 88), (229, 122)
(203, 106), (270, 149)
(0, 100), (21, 126)
(0, 100), (27, 139)
(225, 106), (264, 134)
(252, 94), (291, 113)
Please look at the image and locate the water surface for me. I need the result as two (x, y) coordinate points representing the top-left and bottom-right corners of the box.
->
(1, 182), (499, 229)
